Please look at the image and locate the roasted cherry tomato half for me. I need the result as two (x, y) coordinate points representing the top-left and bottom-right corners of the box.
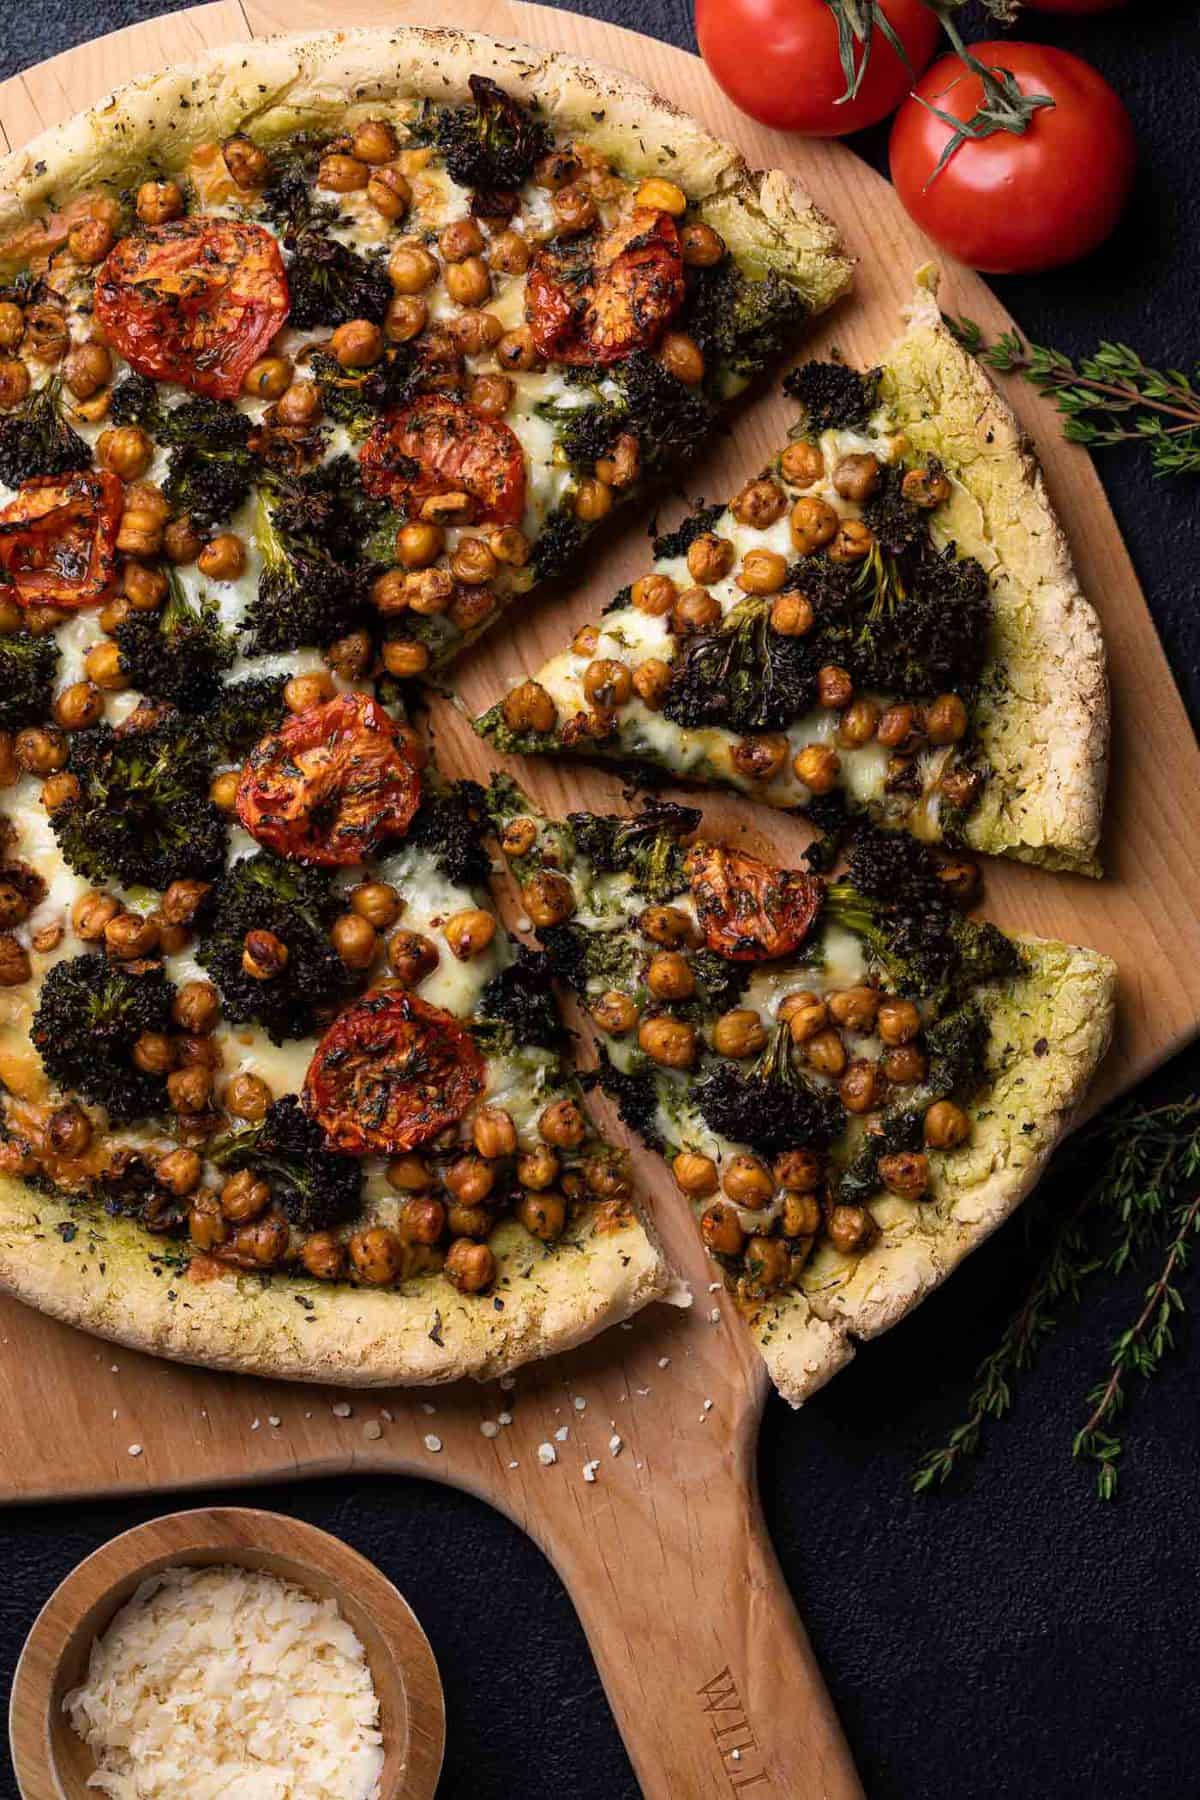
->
(0, 470), (122, 608)
(235, 692), (421, 867)
(93, 219), (290, 401)
(304, 989), (488, 1156)
(359, 393), (526, 527)
(890, 44), (1136, 275)
(526, 209), (685, 366)
(695, 0), (941, 136)
(685, 844), (822, 962)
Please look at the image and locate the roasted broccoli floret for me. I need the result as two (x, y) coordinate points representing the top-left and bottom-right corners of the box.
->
(91, 1149), (183, 1230)
(837, 1102), (924, 1208)
(31, 954), (177, 1124)
(662, 595), (820, 734)
(110, 376), (253, 454)
(163, 441), (258, 531)
(478, 947), (569, 1051)
(537, 352), (715, 478)
(587, 1050), (666, 1154)
(782, 359), (880, 434)
(259, 135), (338, 235)
(242, 465), (368, 653)
(844, 825), (948, 912)
(0, 631), (59, 730)
(425, 75), (550, 192)
(210, 1096), (363, 1232)
(684, 264), (809, 385)
(203, 675), (289, 762)
(567, 800), (700, 902)
(650, 502), (725, 562)
(285, 232), (392, 331)
(404, 780), (491, 889)
(539, 924), (640, 996)
(530, 505), (590, 582)
(924, 1001), (990, 1100)
(52, 718), (226, 890)
(694, 1021), (844, 1156)
(309, 347), (418, 434)
(0, 378), (90, 488)
(115, 571), (236, 712)
(196, 853), (355, 1043)
(689, 949), (750, 1016)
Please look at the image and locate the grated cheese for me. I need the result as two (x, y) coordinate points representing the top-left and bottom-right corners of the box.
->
(63, 1564), (384, 1800)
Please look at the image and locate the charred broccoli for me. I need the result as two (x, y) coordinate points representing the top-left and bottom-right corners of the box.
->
(110, 376), (253, 455)
(651, 502), (725, 562)
(202, 674), (289, 763)
(285, 232), (391, 331)
(196, 853), (355, 1043)
(782, 360), (880, 434)
(404, 780), (491, 890)
(684, 264), (809, 385)
(309, 347), (418, 434)
(587, 1050), (666, 1154)
(536, 352), (714, 477)
(0, 631), (59, 730)
(538, 924), (640, 996)
(661, 595), (819, 733)
(694, 1021), (844, 1156)
(425, 75), (550, 192)
(242, 463), (370, 653)
(52, 717), (226, 890)
(32, 955), (177, 1123)
(530, 505), (590, 583)
(0, 378), (90, 488)
(478, 946), (569, 1052)
(259, 135), (338, 235)
(115, 571), (235, 712)
(210, 1096), (363, 1232)
(567, 799), (700, 902)
(163, 441), (258, 531)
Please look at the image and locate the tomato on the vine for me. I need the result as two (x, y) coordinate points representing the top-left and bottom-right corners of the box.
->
(695, 0), (941, 136)
(889, 43), (1136, 274)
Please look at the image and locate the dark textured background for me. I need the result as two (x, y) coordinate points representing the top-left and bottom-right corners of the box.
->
(3, 4), (1200, 1797)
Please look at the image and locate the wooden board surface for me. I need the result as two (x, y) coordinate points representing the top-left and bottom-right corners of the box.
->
(2, 3), (1199, 1795)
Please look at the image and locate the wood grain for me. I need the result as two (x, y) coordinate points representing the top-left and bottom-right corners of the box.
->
(10, 1506), (445, 1800)
(1, 3), (1197, 1795)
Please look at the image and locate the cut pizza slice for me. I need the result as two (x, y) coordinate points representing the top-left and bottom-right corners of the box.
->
(485, 777), (1116, 1404)
(479, 276), (1109, 876)
(0, 691), (670, 1386)
(0, 26), (852, 670)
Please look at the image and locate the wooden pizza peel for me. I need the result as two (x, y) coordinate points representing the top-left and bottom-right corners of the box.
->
(3, 3), (1200, 1793)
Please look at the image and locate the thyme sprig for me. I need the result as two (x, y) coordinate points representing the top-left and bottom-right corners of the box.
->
(913, 1098), (1200, 1498)
(944, 315), (1200, 478)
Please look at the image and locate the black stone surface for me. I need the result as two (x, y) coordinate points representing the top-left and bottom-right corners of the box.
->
(3, 5), (1200, 1797)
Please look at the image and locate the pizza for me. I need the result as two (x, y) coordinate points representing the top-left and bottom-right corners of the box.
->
(479, 278), (1110, 876)
(485, 778), (1116, 1404)
(0, 27), (850, 672)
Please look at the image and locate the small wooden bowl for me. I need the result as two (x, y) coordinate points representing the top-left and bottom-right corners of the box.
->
(9, 1506), (445, 1800)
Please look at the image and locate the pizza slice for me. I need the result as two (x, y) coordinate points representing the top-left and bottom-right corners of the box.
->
(0, 26), (851, 671)
(0, 691), (670, 1386)
(478, 278), (1109, 876)
(485, 778), (1116, 1404)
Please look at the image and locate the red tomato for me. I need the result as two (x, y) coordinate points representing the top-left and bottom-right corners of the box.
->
(0, 471), (122, 608)
(359, 393), (526, 527)
(235, 692), (421, 866)
(93, 219), (289, 401)
(695, 0), (940, 135)
(685, 844), (822, 962)
(304, 990), (487, 1156)
(889, 44), (1136, 274)
(526, 209), (685, 365)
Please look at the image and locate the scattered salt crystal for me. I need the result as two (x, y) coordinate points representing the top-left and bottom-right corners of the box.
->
(363, 1421), (382, 1442)
(423, 1434), (443, 1454)
(268, 1415), (281, 1427)
(127, 1444), (142, 1458)
(537, 1442), (557, 1466)
(250, 1419), (260, 1432)
(380, 1409), (393, 1423)
(703, 1399), (713, 1412)
(480, 1421), (500, 1439)
(583, 1460), (600, 1483)
(554, 1425), (569, 1442)
(498, 1411), (513, 1426)
(709, 1308), (721, 1323)
(658, 1357), (671, 1369)
(573, 1396), (586, 1412)
(421, 1402), (437, 1415)
(609, 1434), (623, 1457)
(331, 1402), (352, 1419)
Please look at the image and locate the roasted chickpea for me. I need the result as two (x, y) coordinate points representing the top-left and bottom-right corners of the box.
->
(827, 1203), (876, 1255)
(0, 882), (29, 928)
(96, 425), (153, 483)
(23, 304), (68, 364)
(574, 476), (613, 523)
(731, 477), (786, 530)
(884, 1043), (927, 1085)
(489, 228), (530, 273)
(436, 217), (483, 262)
(73, 890), (120, 941)
(444, 1203), (488, 1241)
(318, 153), (369, 193)
(668, 587), (721, 638)
(242, 355), (292, 401)
(351, 882), (401, 930)
(781, 1190), (822, 1238)
(582, 658), (632, 709)
(482, 530), (526, 574)
(632, 658), (672, 709)
(169, 979), (219, 1036)
(539, 1098), (586, 1149)
(940, 764), (982, 811)
(444, 1154), (495, 1206)
(901, 463), (952, 509)
(638, 1015), (697, 1070)
(14, 725), (67, 774)
(500, 816), (537, 856)
(242, 929), (289, 981)
(104, 911), (160, 960)
(805, 1026), (847, 1077)
(79, 641), (127, 693)
(745, 1236), (792, 1292)
(497, 326), (540, 372)
(52, 681), (102, 731)
(595, 431), (640, 488)
(629, 573), (676, 618)
(700, 1202), (744, 1256)
(674, 1151), (719, 1198)
(122, 563), (168, 612)
(878, 1150), (930, 1199)
(387, 1154), (433, 1193)
(302, 1232), (346, 1281)
(770, 590), (815, 637)
(222, 134), (270, 187)
(115, 512), (162, 560)
(572, 625), (600, 659)
(659, 332), (705, 385)
(395, 1196), (445, 1246)
(0, 359), (30, 409)
(827, 986), (879, 1033)
(522, 871), (575, 928)
(445, 1237), (496, 1293)
(713, 1008), (767, 1059)
(877, 702), (921, 751)
(0, 303), (22, 350)
(132, 1031), (176, 1077)
(925, 693), (969, 745)
(444, 908), (496, 961)
(327, 912), (376, 971)
(723, 1153), (774, 1209)
(324, 628), (372, 684)
(283, 671), (334, 713)
(168, 1064), (212, 1115)
(646, 950), (695, 1002)
(350, 1226), (404, 1285)
(817, 665), (854, 710)
(840, 1058), (884, 1114)
(877, 997), (921, 1046)
(68, 216), (117, 263)
(387, 929), (439, 985)
(792, 743), (840, 795)
(136, 179), (183, 224)
(193, 532), (245, 583)
(189, 1194), (229, 1251)
(466, 372), (513, 418)
(639, 904), (698, 949)
(471, 1106), (517, 1161)
(514, 1191), (564, 1241)
(389, 241), (439, 293)
(163, 515), (203, 566)
(837, 698), (880, 748)
(680, 220), (726, 266)
(352, 118), (398, 164)
(47, 1103), (92, 1159)
(832, 453), (881, 502)
(209, 770), (240, 812)
(445, 255), (490, 307)
(153, 1146), (201, 1198)
(499, 682), (556, 741)
(2, 935), (36, 986)
(228, 1216), (289, 1268)
(924, 1099), (971, 1150)
(382, 638), (431, 679)
(737, 548), (788, 596)
(590, 989), (639, 1035)
(40, 771), (79, 812)
(518, 1145), (559, 1192)
(686, 532), (735, 585)
(774, 1148), (822, 1193)
(780, 439), (825, 487)
(64, 341), (112, 401)
(790, 495), (839, 555)
(551, 183), (598, 235)
(331, 318), (383, 369)
(828, 518), (874, 565)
